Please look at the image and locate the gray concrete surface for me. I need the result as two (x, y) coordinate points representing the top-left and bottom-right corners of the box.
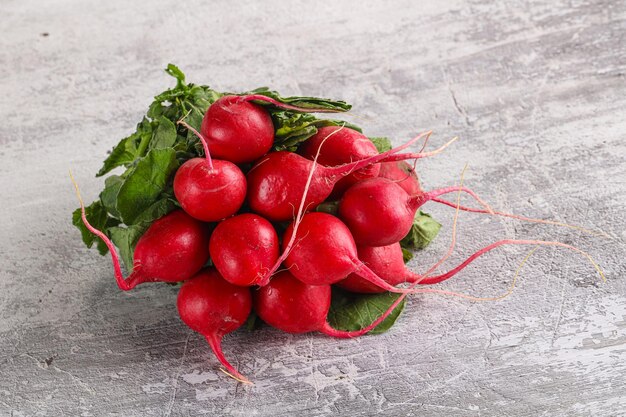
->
(1, 0), (625, 415)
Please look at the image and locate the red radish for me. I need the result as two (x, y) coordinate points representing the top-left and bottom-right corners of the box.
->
(282, 213), (417, 293)
(338, 177), (493, 247)
(173, 121), (246, 222)
(177, 268), (252, 383)
(173, 159), (246, 222)
(124, 211), (210, 285)
(201, 95), (343, 164)
(298, 126), (380, 199)
(378, 160), (421, 195)
(253, 271), (331, 334)
(200, 96), (274, 164)
(209, 214), (279, 286)
(71, 182), (210, 290)
(174, 159), (246, 221)
(247, 132), (453, 222)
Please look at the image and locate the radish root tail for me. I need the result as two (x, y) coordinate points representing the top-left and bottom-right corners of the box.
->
(70, 170), (138, 291)
(430, 197), (610, 239)
(379, 136), (458, 163)
(205, 334), (252, 385)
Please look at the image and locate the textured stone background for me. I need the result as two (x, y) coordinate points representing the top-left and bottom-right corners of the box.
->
(1, 0), (625, 415)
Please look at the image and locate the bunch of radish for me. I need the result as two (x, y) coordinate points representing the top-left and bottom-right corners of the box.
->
(73, 64), (604, 383)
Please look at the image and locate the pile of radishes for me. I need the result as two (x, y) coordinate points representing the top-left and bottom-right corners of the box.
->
(73, 65), (604, 383)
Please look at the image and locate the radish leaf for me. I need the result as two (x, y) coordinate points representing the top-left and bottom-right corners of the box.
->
(327, 288), (406, 335)
(116, 148), (178, 224)
(401, 210), (442, 250)
(370, 137), (392, 153)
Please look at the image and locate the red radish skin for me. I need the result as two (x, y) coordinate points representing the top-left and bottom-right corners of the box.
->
(283, 213), (358, 284)
(173, 158), (246, 222)
(209, 214), (279, 286)
(254, 271), (331, 334)
(173, 120), (247, 222)
(72, 188), (210, 290)
(200, 95), (344, 164)
(201, 96), (274, 164)
(338, 178), (416, 246)
(378, 160), (421, 195)
(177, 269), (252, 383)
(247, 151), (339, 222)
(338, 177), (492, 247)
(298, 126), (380, 199)
(282, 213), (417, 293)
(247, 132), (451, 222)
